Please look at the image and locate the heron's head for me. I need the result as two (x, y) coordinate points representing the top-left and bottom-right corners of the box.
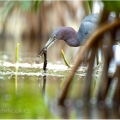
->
(39, 26), (78, 56)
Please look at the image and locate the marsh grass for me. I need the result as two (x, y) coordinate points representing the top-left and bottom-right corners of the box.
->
(15, 43), (20, 94)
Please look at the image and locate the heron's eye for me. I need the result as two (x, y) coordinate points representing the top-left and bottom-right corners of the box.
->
(53, 35), (56, 40)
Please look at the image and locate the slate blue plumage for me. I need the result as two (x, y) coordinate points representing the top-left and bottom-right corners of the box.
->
(39, 13), (119, 56)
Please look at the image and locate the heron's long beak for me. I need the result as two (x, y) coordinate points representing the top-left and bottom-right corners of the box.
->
(39, 37), (57, 56)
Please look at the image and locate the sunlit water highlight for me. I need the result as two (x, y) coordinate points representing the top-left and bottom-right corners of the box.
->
(0, 60), (117, 77)
(0, 61), (88, 77)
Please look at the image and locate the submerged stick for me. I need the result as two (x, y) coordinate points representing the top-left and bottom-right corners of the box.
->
(43, 48), (47, 71)
(42, 75), (47, 96)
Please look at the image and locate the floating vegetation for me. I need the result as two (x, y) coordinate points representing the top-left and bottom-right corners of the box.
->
(61, 49), (71, 68)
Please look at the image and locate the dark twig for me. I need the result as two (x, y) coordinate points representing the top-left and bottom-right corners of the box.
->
(113, 65), (120, 108)
(82, 46), (97, 103)
(97, 27), (115, 104)
(43, 48), (47, 71)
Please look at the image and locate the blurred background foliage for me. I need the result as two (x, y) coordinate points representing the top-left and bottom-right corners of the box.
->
(0, 1), (119, 64)
(0, 0), (90, 63)
(2, 1), (43, 17)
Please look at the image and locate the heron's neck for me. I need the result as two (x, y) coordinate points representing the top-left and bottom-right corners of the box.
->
(69, 31), (82, 47)
(65, 33), (81, 47)
(72, 34), (81, 47)
(60, 27), (82, 47)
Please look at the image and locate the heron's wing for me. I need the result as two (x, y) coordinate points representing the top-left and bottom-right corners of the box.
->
(82, 14), (100, 24)
(78, 13), (120, 45)
(77, 14), (100, 44)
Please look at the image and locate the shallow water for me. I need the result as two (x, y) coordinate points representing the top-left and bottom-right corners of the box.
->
(0, 58), (119, 119)
(0, 60), (87, 119)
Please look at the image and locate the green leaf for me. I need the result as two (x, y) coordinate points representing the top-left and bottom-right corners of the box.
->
(33, 0), (43, 12)
(88, 0), (93, 13)
(103, 1), (120, 12)
(83, 1), (92, 15)
(2, 2), (15, 18)
(20, 1), (32, 11)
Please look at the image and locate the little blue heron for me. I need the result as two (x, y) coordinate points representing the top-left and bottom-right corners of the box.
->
(39, 13), (119, 56)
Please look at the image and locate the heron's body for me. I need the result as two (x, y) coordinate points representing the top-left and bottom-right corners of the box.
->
(39, 13), (120, 56)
